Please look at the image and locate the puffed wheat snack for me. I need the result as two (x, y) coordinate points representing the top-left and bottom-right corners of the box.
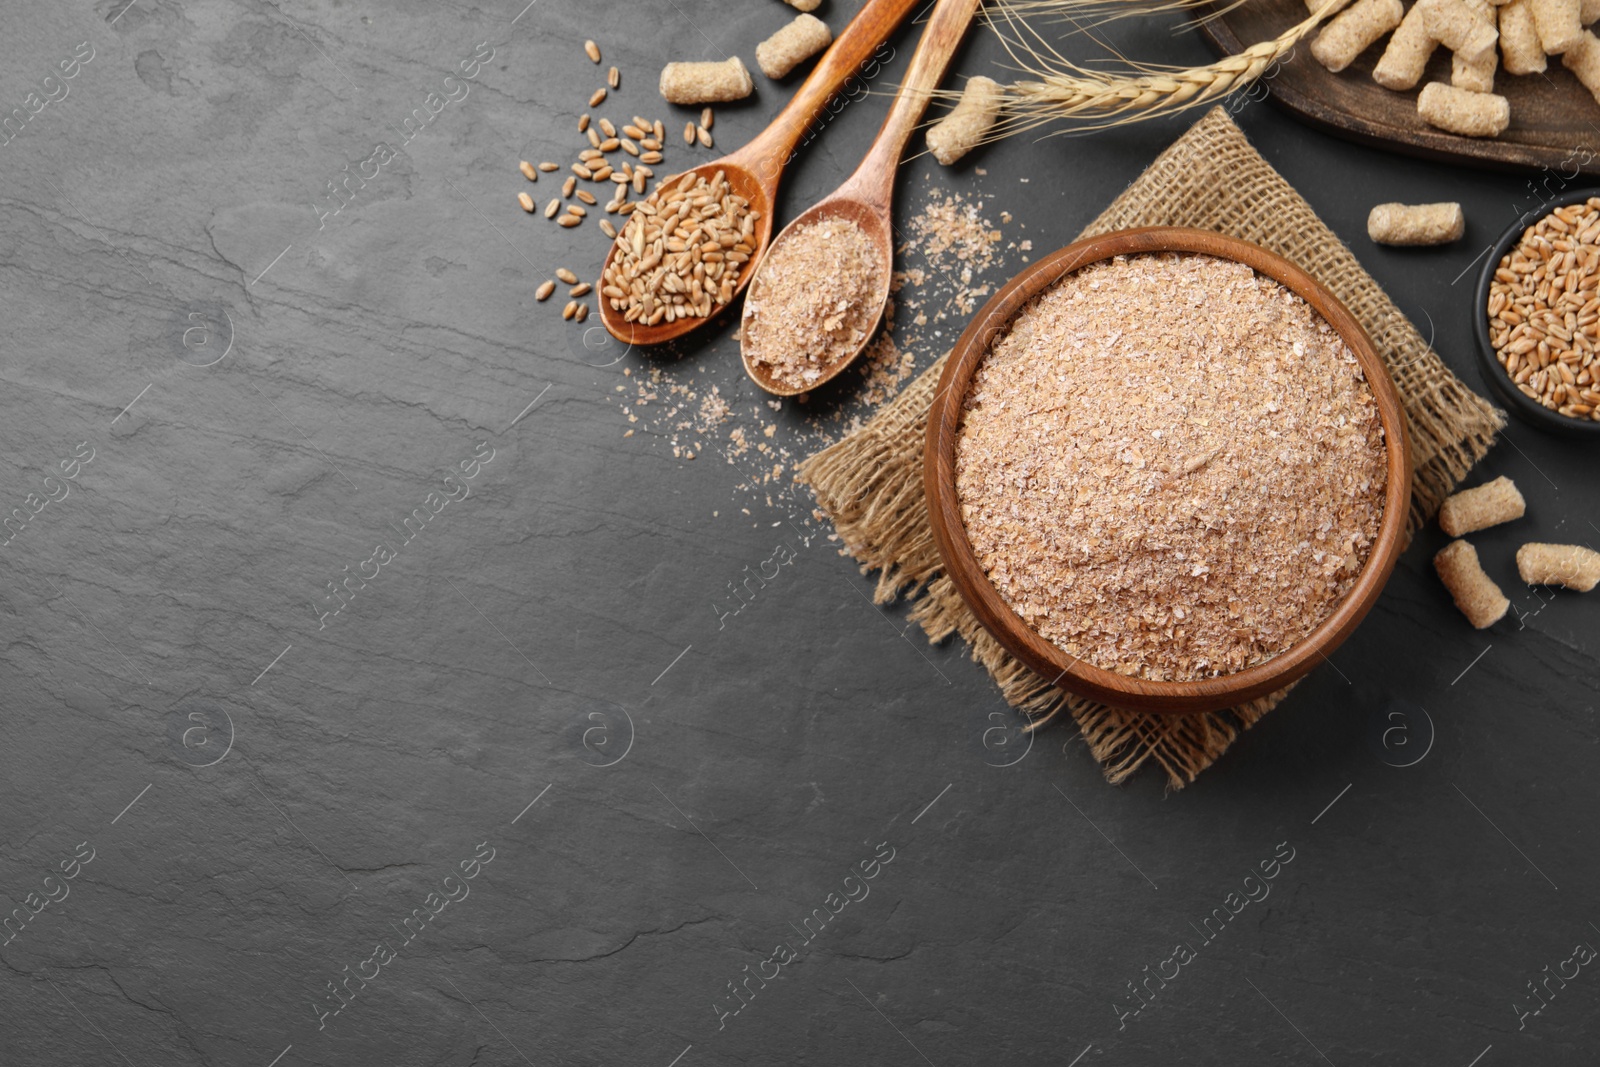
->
(756, 14), (832, 79)
(1516, 542), (1600, 590)
(1435, 539), (1510, 628)
(1374, 4), (1441, 88)
(1438, 475), (1525, 535)
(1500, 0), (1550, 74)
(1531, 0), (1584, 51)
(659, 57), (754, 104)
(1454, 0), (1500, 88)
(1417, 81), (1511, 136)
(927, 76), (1004, 165)
(1562, 30), (1600, 103)
(1367, 201), (1466, 244)
(1421, 0), (1500, 59)
(1313, 0), (1406, 70)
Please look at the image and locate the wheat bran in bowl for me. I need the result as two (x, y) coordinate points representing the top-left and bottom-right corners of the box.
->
(953, 251), (1389, 684)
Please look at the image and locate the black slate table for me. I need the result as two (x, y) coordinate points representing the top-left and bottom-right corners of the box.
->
(1, 2), (1596, 1065)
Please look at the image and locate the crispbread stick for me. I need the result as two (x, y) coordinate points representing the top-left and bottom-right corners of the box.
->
(1435, 540), (1510, 627)
(1313, 0), (1406, 70)
(1501, 0), (1550, 74)
(1417, 81), (1511, 136)
(1420, 0), (1502, 58)
(1454, 0), (1500, 87)
(1374, 3), (1441, 88)
(756, 14), (832, 79)
(1438, 475), (1525, 535)
(927, 76), (1004, 166)
(1516, 542), (1600, 590)
(1368, 202), (1466, 244)
(659, 57), (753, 104)
(1453, 48), (1499, 89)
(1563, 30), (1600, 102)
(1531, 0), (1584, 50)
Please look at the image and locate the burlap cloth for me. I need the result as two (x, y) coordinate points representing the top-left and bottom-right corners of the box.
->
(798, 107), (1505, 789)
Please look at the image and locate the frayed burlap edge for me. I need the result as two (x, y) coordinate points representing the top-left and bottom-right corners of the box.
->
(798, 107), (1505, 790)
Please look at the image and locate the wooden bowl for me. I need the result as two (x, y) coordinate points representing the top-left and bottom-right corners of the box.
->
(923, 227), (1414, 715)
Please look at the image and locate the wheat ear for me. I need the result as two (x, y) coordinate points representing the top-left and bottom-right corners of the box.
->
(947, 0), (1336, 136)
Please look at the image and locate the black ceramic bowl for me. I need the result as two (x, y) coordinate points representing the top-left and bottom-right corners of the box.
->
(1472, 187), (1600, 438)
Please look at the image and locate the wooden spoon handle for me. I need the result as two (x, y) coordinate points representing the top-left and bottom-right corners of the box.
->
(847, 0), (981, 204)
(736, 0), (924, 179)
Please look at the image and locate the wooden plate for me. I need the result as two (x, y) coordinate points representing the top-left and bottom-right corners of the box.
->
(1198, 0), (1600, 175)
(923, 227), (1414, 715)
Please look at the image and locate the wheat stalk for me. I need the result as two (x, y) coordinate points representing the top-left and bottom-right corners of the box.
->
(943, 0), (1337, 135)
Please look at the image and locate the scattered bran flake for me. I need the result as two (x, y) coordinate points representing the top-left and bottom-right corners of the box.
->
(954, 252), (1388, 683)
(899, 190), (1007, 320)
(696, 385), (730, 433)
(853, 331), (916, 411)
(743, 217), (884, 389)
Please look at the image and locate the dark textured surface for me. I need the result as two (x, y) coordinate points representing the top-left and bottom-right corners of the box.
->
(0, 2), (1595, 1066)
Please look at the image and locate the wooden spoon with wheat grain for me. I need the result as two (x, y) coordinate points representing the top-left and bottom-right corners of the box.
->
(596, 0), (923, 348)
(739, 0), (981, 396)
